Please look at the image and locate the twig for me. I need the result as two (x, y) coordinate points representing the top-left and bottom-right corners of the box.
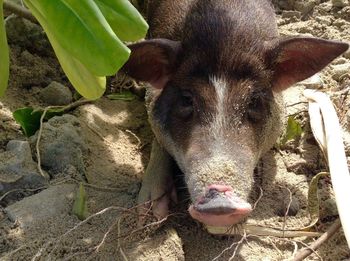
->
(286, 101), (308, 107)
(266, 236), (283, 257)
(228, 233), (247, 261)
(36, 107), (50, 179)
(123, 215), (170, 240)
(282, 186), (293, 237)
(293, 219), (341, 261)
(31, 199), (157, 260)
(252, 186), (264, 210)
(35, 100), (92, 179)
(206, 224), (321, 238)
(125, 129), (142, 148)
(63, 176), (127, 192)
(117, 217), (128, 261)
(1, 244), (28, 259)
(212, 231), (248, 261)
(293, 239), (323, 261)
(95, 216), (121, 252)
(3, 0), (37, 23)
(0, 186), (48, 202)
(32, 206), (125, 261)
(60, 99), (92, 112)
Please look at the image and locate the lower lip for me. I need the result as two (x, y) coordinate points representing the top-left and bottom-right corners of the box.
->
(188, 205), (250, 226)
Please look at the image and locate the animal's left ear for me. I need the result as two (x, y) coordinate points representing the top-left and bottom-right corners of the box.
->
(266, 37), (348, 91)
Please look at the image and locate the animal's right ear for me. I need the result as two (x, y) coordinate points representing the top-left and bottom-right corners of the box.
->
(121, 39), (182, 89)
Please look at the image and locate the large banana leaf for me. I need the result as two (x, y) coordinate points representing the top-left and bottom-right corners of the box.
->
(24, 0), (106, 99)
(2, 0), (148, 100)
(0, 0), (9, 97)
(95, 0), (148, 42)
(23, 0), (130, 77)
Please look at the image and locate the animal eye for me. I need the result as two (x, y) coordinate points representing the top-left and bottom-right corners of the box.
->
(247, 94), (269, 123)
(180, 91), (193, 107)
(176, 90), (194, 119)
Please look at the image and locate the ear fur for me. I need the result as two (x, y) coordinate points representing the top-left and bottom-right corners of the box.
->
(266, 37), (348, 91)
(121, 39), (182, 89)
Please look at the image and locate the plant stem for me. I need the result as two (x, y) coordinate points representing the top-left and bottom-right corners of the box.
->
(3, 0), (36, 23)
(293, 219), (342, 261)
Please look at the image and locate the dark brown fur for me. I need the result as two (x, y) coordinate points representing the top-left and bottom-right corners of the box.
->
(123, 0), (348, 224)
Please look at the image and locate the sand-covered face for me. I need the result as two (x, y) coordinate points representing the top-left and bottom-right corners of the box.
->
(151, 75), (281, 226)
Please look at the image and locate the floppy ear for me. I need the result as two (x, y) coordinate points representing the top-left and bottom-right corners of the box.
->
(121, 39), (182, 89)
(266, 37), (348, 91)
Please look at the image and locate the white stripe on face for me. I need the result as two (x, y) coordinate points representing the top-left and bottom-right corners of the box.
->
(210, 76), (228, 135)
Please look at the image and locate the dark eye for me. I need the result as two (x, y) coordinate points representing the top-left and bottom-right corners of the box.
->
(176, 90), (194, 119)
(247, 93), (269, 123)
(180, 91), (193, 107)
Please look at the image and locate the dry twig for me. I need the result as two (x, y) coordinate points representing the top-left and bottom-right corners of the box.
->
(293, 219), (341, 261)
(212, 231), (248, 261)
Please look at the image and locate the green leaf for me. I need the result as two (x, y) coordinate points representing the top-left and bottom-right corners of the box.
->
(107, 90), (136, 101)
(281, 116), (303, 145)
(72, 183), (88, 221)
(307, 172), (329, 229)
(13, 108), (43, 137)
(23, 0), (108, 99)
(24, 0), (130, 77)
(13, 107), (64, 137)
(94, 0), (148, 42)
(0, 0), (10, 97)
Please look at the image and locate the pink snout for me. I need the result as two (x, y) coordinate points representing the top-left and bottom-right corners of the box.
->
(188, 185), (252, 226)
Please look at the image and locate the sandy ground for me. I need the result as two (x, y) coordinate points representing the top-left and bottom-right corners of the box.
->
(1, 1), (350, 260)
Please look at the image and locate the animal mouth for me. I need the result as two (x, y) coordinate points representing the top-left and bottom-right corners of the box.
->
(188, 185), (252, 226)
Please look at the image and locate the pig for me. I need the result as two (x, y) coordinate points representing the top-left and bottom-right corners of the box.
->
(122, 0), (348, 227)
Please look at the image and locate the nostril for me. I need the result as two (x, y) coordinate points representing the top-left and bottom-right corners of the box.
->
(194, 187), (252, 216)
(206, 188), (220, 199)
(198, 188), (222, 205)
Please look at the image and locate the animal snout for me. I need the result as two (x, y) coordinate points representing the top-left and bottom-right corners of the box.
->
(188, 184), (252, 226)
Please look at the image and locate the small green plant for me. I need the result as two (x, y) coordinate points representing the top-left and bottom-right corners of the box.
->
(0, 0), (148, 100)
(281, 116), (303, 145)
(72, 183), (89, 220)
(13, 107), (65, 137)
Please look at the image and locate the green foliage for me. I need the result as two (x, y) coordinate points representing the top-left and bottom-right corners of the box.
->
(72, 183), (88, 221)
(306, 172), (329, 229)
(0, 0), (9, 97)
(13, 107), (64, 137)
(107, 89), (136, 101)
(95, 0), (148, 42)
(281, 116), (303, 145)
(0, 0), (148, 99)
(13, 108), (42, 137)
